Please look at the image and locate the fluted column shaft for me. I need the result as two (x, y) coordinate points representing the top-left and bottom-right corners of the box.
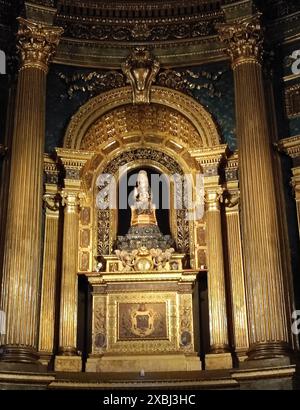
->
(38, 177), (60, 362)
(0, 18), (63, 363)
(219, 16), (290, 359)
(205, 188), (230, 352)
(224, 181), (249, 358)
(58, 190), (81, 355)
(292, 168), (300, 239)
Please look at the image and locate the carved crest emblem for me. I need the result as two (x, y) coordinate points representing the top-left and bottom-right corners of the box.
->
(130, 304), (156, 338)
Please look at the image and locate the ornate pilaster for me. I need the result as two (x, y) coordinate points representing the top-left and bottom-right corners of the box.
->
(55, 149), (93, 372)
(38, 155), (60, 366)
(0, 18), (63, 364)
(224, 154), (249, 362)
(218, 15), (291, 360)
(279, 136), (300, 239)
(192, 146), (232, 369)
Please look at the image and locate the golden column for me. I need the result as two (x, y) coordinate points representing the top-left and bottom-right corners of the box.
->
(224, 154), (249, 362)
(0, 18), (63, 363)
(219, 15), (291, 359)
(38, 156), (60, 366)
(55, 149), (93, 372)
(192, 146), (232, 370)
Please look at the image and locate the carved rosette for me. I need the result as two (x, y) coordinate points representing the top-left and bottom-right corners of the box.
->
(17, 17), (63, 73)
(122, 47), (160, 104)
(218, 14), (263, 68)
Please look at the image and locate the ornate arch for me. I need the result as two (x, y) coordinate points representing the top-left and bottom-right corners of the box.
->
(94, 147), (195, 261)
(63, 86), (221, 150)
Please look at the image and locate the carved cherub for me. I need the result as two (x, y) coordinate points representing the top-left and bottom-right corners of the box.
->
(150, 248), (175, 271)
(115, 249), (136, 272)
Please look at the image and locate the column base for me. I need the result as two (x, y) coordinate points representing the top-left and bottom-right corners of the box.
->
(86, 353), (202, 373)
(38, 352), (53, 368)
(205, 352), (233, 370)
(235, 349), (248, 364)
(247, 342), (292, 361)
(0, 345), (39, 364)
(58, 346), (78, 356)
(55, 356), (82, 372)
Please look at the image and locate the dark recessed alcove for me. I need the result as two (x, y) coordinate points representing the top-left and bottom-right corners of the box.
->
(117, 166), (171, 237)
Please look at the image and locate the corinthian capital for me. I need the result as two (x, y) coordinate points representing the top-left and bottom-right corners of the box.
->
(218, 14), (263, 68)
(17, 17), (64, 73)
(205, 187), (224, 212)
(61, 191), (84, 213)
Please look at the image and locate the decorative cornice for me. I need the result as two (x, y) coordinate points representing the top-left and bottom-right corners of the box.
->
(24, 1), (57, 25)
(56, 0), (223, 23)
(44, 154), (59, 184)
(55, 148), (95, 181)
(217, 13), (263, 68)
(190, 144), (228, 176)
(278, 135), (300, 159)
(225, 151), (239, 182)
(17, 17), (63, 72)
(53, 36), (227, 69)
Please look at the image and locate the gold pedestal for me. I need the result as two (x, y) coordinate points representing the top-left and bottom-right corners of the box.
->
(54, 356), (82, 372)
(131, 207), (157, 226)
(86, 353), (201, 373)
(205, 353), (232, 370)
(85, 268), (201, 374)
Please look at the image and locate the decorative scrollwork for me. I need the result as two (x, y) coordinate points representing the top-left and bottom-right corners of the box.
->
(56, 18), (221, 43)
(97, 210), (111, 255)
(43, 193), (60, 211)
(122, 47), (160, 104)
(224, 190), (240, 208)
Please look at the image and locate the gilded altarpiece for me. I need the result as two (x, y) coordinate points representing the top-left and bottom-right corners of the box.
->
(41, 85), (250, 373)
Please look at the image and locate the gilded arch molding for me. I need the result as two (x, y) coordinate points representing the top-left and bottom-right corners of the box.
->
(63, 86), (221, 150)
